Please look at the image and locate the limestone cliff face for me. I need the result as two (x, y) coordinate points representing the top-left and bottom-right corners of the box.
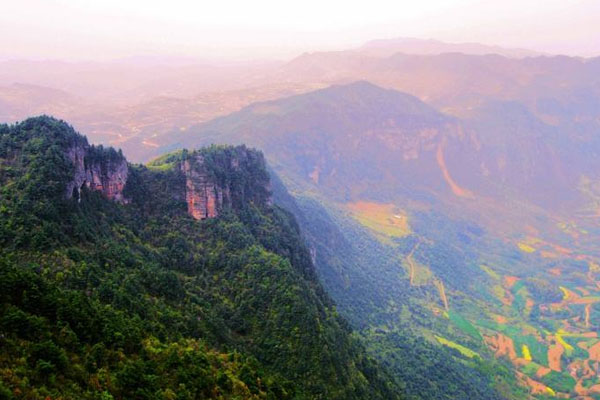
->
(180, 155), (229, 220)
(179, 148), (271, 220)
(65, 143), (129, 204)
(61, 141), (270, 218)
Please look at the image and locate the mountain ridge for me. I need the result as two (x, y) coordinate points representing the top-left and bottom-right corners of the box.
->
(358, 37), (543, 58)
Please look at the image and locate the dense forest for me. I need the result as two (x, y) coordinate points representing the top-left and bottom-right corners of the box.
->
(271, 185), (514, 400)
(0, 116), (400, 400)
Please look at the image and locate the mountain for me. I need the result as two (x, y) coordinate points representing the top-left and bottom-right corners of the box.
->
(167, 81), (600, 398)
(0, 60), (276, 103)
(276, 52), (600, 117)
(166, 82), (458, 202)
(4, 48), (600, 399)
(164, 81), (542, 398)
(168, 81), (593, 211)
(358, 37), (542, 58)
(3, 48), (598, 168)
(0, 83), (83, 123)
(0, 116), (400, 400)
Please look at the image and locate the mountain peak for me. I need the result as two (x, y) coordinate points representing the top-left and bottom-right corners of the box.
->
(314, 80), (411, 99)
(241, 81), (446, 121)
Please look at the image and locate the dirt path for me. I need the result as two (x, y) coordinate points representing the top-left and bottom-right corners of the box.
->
(579, 287), (591, 296)
(573, 359), (596, 397)
(406, 241), (421, 286)
(536, 366), (551, 378)
(586, 304), (591, 328)
(517, 371), (554, 397)
(504, 276), (520, 288)
(587, 341), (600, 361)
(434, 279), (449, 311)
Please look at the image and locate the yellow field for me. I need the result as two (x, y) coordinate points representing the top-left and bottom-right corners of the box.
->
(522, 344), (532, 361)
(480, 264), (501, 280)
(517, 242), (536, 253)
(347, 201), (411, 238)
(436, 336), (479, 359)
(555, 333), (574, 352)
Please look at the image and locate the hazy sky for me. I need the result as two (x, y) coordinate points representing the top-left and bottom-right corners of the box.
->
(2, 0), (599, 61)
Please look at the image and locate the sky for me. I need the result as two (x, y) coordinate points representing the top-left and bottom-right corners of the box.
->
(2, 0), (599, 61)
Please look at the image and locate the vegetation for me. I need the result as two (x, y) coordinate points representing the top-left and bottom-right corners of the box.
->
(271, 187), (512, 399)
(0, 117), (400, 400)
(447, 311), (482, 341)
(539, 371), (576, 393)
(435, 336), (480, 359)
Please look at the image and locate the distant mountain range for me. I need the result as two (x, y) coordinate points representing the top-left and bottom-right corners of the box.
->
(1, 39), (598, 165)
(358, 37), (543, 58)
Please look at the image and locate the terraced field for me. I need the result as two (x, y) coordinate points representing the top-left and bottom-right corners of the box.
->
(341, 199), (600, 399)
(443, 229), (600, 398)
(364, 204), (600, 399)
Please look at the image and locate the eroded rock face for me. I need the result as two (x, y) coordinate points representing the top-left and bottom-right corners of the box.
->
(179, 149), (272, 220)
(63, 143), (271, 218)
(180, 155), (229, 220)
(65, 144), (129, 204)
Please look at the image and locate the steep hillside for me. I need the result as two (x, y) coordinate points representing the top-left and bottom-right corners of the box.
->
(0, 116), (400, 400)
(170, 82), (531, 399)
(167, 81), (600, 398)
(172, 81), (458, 201)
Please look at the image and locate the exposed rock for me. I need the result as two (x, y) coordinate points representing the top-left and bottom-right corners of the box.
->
(180, 155), (229, 219)
(64, 141), (269, 219)
(65, 143), (129, 204)
(180, 149), (271, 220)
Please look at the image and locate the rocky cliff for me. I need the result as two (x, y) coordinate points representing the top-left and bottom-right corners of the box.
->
(145, 146), (272, 220)
(21, 119), (270, 219)
(65, 143), (129, 204)
(61, 141), (270, 220)
(178, 147), (272, 220)
(180, 155), (227, 219)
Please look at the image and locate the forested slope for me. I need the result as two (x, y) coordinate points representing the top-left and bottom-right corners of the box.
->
(0, 116), (400, 400)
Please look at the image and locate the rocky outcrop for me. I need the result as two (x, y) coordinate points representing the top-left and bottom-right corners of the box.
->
(180, 155), (229, 219)
(65, 144), (129, 204)
(179, 148), (271, 220)
(62, 141), (270, 218)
